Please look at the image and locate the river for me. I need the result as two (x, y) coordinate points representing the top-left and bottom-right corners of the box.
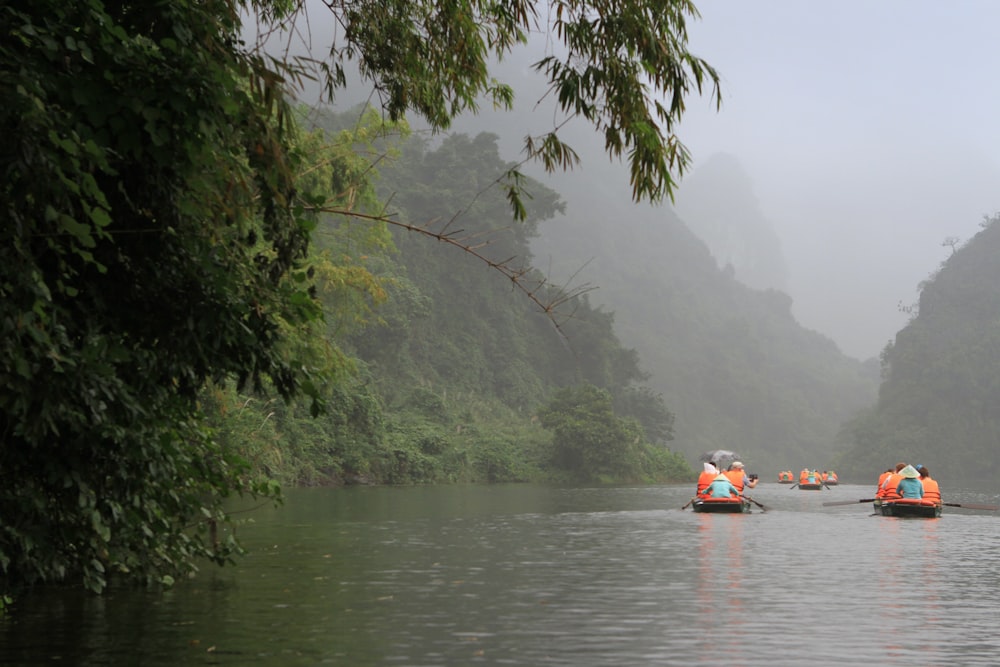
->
(3, 482), (1000, 666)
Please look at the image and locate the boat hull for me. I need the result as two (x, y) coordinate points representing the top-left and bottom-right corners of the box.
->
(692, 498), (752, 513)
(798, 483), (824, 490)
(875, 499), (942, 518)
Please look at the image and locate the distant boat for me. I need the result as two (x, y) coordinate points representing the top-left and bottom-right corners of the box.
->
(692, 497), (752, 513)
(874, 499), (942, 518)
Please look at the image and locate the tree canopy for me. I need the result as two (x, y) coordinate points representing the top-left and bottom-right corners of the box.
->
(1, 0), (718, 592)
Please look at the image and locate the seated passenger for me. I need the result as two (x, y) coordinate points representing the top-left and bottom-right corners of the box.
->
(895, 465), (924, 499)
(918, 465), (941, 504)
(697, 462), (719, 496)
(706, 473), (740, 499)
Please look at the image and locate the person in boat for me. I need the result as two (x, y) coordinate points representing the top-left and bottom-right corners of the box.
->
(918, 465), (942, 505)
(826, 471), (838, 483)
(697, 461), (720, 496)
(895, 465), (923, 499)
(803, 469), (822, 485)
(705, 473), (740, 499)
(725, 461), (757, 493)
(799, 468), (811, 484)
(877, 462), (908, 499)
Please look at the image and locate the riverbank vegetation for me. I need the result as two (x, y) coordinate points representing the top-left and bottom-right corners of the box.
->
(1, 0), (711, 593)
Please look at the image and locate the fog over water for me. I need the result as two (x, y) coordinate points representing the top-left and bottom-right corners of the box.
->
(677, 0), (1000, 359)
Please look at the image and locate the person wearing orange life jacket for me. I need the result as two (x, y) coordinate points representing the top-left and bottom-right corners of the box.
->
(875, 468), (893, 496)
(799, 468), (811, 484)
(724, 461), (756, 494)
(878, 462), (908, 499)
(917, 465), (942, 504)
(826, 471), (838, 483)
(697, 462), (719, 497)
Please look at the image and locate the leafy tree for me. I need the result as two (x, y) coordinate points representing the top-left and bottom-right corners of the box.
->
(1, 0), (717, 592)
(538, 383), (689, 481)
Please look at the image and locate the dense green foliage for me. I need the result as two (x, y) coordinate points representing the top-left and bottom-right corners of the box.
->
(2, 0), (715, 593)
(832, 214), (1000, 484)
(234, 108), (692, 487)
(1, 0), (319, 594)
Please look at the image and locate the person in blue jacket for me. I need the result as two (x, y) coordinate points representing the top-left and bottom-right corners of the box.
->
(895, 465), (924, 499)
(707, 473), (740, 498)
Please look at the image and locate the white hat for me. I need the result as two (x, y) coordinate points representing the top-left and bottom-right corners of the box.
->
(731, 461), (745, 469)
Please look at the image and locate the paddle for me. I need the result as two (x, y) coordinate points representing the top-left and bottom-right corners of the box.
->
(743, 495), (768, 511)
(942, 502), (999, 511)
(822, 498), (877, 507)
(788, 483), (799, 490)
(681, 496), (698, 510)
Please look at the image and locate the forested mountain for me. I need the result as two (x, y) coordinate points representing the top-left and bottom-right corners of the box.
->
(282, 107), (693, 486)
(529, 157), (879, 474)
(833, 214), (1000, 483)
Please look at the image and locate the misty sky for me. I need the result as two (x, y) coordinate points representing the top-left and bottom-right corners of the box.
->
(675, 0), (1000, 359)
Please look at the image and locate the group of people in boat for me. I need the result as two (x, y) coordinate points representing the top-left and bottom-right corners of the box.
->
(696, 460), (759, 499)
(876, 462), (941, 503)
(777, 469), (838, 484)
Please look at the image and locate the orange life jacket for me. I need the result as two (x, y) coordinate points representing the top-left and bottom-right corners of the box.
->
(799, 469), (810, 483)
(921, 477), (941, 504)
(876, 471), (891, 494)
(879, 473), (902, 499)
(724, 469), (745, 493)
(697, 470), (717, 496)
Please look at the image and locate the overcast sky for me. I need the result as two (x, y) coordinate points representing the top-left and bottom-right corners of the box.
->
(673, 0), (1000, 358)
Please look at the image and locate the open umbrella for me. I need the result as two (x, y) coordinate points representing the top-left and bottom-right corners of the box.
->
(699, 449), (739, 470)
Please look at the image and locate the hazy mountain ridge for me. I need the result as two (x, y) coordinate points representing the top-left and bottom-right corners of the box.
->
(672, 152), (789, 292)
(530, 162), (879, 473)
(834, 216), (1000, 483)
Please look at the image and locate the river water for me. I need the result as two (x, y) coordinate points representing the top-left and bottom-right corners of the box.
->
(3, 482), (1000, 666)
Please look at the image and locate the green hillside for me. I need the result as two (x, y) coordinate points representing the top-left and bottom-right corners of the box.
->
(833, 214), (1000, 484)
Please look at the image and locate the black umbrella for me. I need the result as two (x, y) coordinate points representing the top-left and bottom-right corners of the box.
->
(699, 449), (739, 469)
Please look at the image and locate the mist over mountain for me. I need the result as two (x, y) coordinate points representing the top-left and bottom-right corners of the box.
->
(671, 153), (788, 293)
(434, 50), (881, 473)
(525, 153), (879, 473)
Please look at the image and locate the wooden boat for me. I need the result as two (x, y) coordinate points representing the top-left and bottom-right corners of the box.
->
(874, 499), (942, 518)
(692, 497), (752, 513)
(798, 482), (824, 490)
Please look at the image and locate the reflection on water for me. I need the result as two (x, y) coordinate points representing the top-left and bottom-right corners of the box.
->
(2, 483), (1000, 666)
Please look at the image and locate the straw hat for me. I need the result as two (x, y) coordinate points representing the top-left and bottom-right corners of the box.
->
(899, 465), (920, 478)
(714, 473), (729, 481)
